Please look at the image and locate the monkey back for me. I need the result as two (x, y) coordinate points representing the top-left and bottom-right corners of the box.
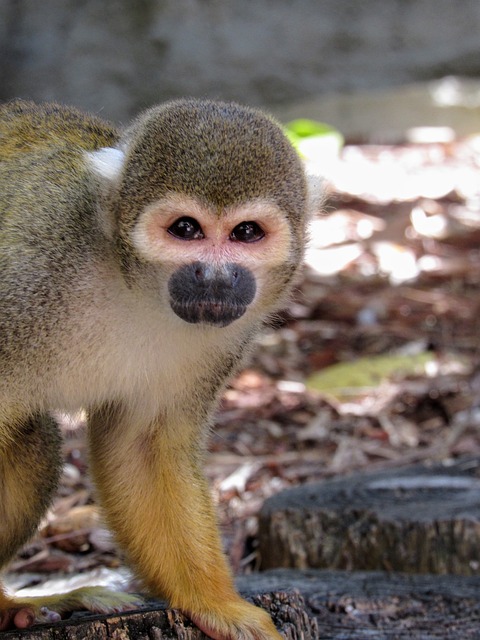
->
(0, 100), (118, 161)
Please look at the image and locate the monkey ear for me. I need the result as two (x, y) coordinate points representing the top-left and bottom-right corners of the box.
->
(305, 172), (325, 215)
(85, 147), (126, 183)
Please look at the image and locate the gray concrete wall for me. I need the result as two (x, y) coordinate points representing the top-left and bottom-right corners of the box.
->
(1, 0), (480, 122)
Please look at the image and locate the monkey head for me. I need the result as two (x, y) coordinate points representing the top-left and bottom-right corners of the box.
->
(87, 99), (309, 328)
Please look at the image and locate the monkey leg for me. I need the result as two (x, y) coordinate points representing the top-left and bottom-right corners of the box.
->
(89, 406), (282, 640)
(0, 412), (142, 630)
(0, 412), (63, 629)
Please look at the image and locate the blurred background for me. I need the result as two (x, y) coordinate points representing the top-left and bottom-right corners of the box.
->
(2, 0), (480, 139)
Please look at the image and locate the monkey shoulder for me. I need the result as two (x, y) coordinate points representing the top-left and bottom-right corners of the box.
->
(0, 103), (118, 244)
(0, 101), (118, 220)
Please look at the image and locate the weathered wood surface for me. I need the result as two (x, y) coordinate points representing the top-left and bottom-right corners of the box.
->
(259, 457), (480, 574)
(250, 569), (480, 639)
(4, 569), (480, 639)
(254, 569), (480, 639)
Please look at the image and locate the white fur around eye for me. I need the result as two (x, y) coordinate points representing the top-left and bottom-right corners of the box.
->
(86, 147), (126, 182)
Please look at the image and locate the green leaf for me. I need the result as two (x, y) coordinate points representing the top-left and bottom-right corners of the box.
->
(306, 352), (434, 400)
(285, 119), (340, 139)
(284, 118), (344, 161)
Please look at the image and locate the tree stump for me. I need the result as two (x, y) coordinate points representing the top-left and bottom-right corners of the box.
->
(258, 457), (480, 574)
(247, 568), (480, 639)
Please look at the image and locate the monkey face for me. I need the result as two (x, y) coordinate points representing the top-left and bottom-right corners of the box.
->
(166, 214), (257, 326)
(130, 193), (297, 328)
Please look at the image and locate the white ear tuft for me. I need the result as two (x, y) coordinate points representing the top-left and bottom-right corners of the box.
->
(305, 171), (325, 215)
(85, 147), (126, 182)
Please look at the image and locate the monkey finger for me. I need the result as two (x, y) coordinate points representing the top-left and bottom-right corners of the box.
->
(38, 606), (62, 624)
(14, 607), (37, 629)
(0, 606), (35, 630)
(13, 605), (60, 629)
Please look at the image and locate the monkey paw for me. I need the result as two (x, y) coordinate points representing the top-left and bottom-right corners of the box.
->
(0, 586), (144, 630)
(187, 598), (283, 640)
(0, 603), (61, 631)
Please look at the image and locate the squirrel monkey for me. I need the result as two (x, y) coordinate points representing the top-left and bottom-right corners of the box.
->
(0, 98), (308, 639)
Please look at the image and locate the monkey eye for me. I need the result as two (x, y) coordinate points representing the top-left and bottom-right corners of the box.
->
(230, 221), (265, 243)
(168, 217), (205, 240)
